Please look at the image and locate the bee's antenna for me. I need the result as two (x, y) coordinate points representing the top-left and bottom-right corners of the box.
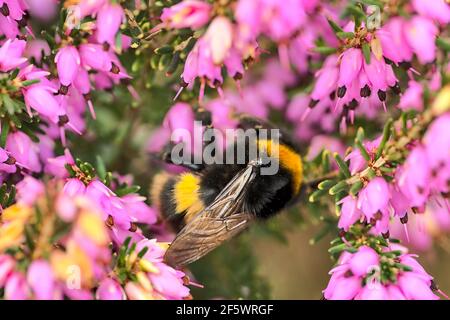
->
(249, 157), (264, 168)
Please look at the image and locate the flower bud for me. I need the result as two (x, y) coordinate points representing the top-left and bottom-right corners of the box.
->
(23, 85), (62, 123)
(125, 282), (153, 300)
(96, 4), (124, 47)
(96, 278), (126, 300)
(55, 46), (81, 86)
(0, 255), (15, 287)
(204, 16), (233, 65)
(4, 272), (29, 300)
(160, 0), (212, 30)
(27, 260), (55, 300)
(0, 38), (27, 72)
(79, 43), (112, 72)
(404, 17), (438, 64)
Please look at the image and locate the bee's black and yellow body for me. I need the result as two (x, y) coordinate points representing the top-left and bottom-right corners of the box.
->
(151, 118), (303, 233)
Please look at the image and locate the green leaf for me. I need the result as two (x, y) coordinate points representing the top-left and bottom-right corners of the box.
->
(362, 42), (371, 64)
(321, 150), (331, 173)
(1, 94), (17, 115)
(358, 0), (383, 6)
(329, 180), (348, 195)
(344, 247), (358, 253)
(330, 238), (343, 246)
(9, 114), (21, 128)
(401, 112), (408, 135)
(376, 118), (393, 159)
(24, 225), (36, 252)
(333, 153), (351, 178)
(0, 120), (9, 148)
(0, 184), (7, 204)
(336, 31), (355, 40)
(312, 46), (337, 55)
(318, 179), (336, 191)
(327, 18), (344, 34)
(123, 236), (132, 249)
(116, 270), (127, 283)
(366, 168), (376, 179)
(6, 185), (16, 207)
(65, 164), (76, 177)
(137, 246), (149, 259)
(356, 127), (365, 142)
(394, 263), (413, 272)
(128, 242), (137, 255)
(436, 37), (450, 52)
(359, 0), (384, 8)
(182, 37), (197, 53)
(58, 8), (68, 30)
(334, 191), (347, 203)
(345, 4), (366, 26)
(349, 180), (363, 196)
(115, 32), (123, 52)
(118, 236), (132, 267)
(355, 139), (370, 162)
(380, 166), (395, 173)
(40, 30), (56, 47)
(10, 68), (20, 79)
(104, 172), (113, 187)
(150, 54), (160, 70)
(158, 53), (172, 71)
(115, 185), (141, 197)
(166, 51), (180, 75)
(21, 79), (41, 87)
(96, 155), (107, 180)
(154, 45), (173, 55)
(328, 243), (356, 255)
(309, 189), (328, 202)
(79, 162), (95, 176)
(178, 28), (194, 38)
(131, 59), (141, 73)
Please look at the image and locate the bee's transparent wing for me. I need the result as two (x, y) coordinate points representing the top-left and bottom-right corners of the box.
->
(164, 164), (257, 267)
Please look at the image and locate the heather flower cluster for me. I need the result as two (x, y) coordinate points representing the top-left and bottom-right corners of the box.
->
(0, 0), (449, 300)
(305, 0), (447, 130)
(159, 0), (339, 102)
(0, 0), (194, 300)
(334, 110), (450, 239)
(0, 178), (191, 300)
(63, 157), (158, 245)
(324, 242), (445, 300)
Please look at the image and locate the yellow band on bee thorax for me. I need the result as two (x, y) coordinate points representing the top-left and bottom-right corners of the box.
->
(257, 140), (303, 195)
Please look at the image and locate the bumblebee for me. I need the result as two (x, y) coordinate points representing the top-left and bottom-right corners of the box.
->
(151, 116), (303, 267)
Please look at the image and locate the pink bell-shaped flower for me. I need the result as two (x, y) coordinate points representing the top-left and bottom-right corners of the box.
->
(55, 45), (81, 87)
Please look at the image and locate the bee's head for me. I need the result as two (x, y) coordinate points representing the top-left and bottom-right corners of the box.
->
(250, 154), (280, 177)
